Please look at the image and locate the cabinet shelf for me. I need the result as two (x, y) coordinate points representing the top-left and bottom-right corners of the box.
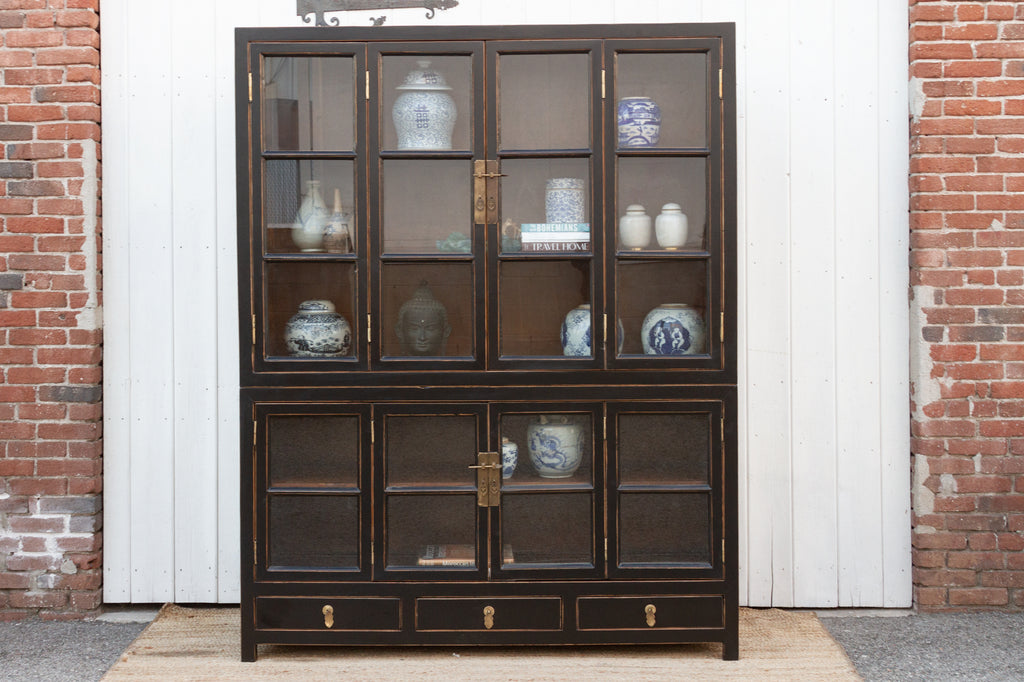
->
(239, 22), (736, 662)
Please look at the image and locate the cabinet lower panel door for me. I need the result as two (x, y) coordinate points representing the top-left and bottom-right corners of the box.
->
(256, 597), (402, 631)
(576, 596), (722, 631)
(416, 597), (562, 631)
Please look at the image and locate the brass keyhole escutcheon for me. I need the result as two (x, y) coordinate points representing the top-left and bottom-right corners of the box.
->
(483, 605), (495, 630)
(644, 603), (656, 628)
(322, 604), (334, 629)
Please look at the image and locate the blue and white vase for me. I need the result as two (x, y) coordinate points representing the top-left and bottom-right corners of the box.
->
(617, 96), (661, 148)
(560, 303), (592, 357)
(284, 300), (352, 357)
(501, 438), (518, 479)
(545, 177), (586, 223)
(392, 60), (456, 150)
(291, 180), (329, 252)
(641, 303), (705, 356)
(527, 415), (584, 478)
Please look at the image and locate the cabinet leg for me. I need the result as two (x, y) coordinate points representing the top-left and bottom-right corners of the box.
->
(722, 634), (739, 661)
(241, 636), (257, 662)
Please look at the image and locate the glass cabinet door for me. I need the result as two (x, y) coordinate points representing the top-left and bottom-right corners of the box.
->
(608, 402), (723, 577)
(255, 50), (366, 368)
(491, 404), (602, 579)
(606, 41), (723, 367)
(257, 404), (370, 576)
(376, 405), (486, 577)
(488, 44), (603, 365)
(370, 46), (484, 367)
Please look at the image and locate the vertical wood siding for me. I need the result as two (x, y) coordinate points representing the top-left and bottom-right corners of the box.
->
(101, 0), (911, 607)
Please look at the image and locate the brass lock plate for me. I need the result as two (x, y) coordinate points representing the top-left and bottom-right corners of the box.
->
(473, 159), (501, 225)
(471, 451), (501, 507)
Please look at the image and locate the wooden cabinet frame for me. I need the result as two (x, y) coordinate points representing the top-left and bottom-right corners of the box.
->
(237, 22), (737, 661)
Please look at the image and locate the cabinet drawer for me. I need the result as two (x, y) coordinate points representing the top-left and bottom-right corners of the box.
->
(577, 596), (722, 630)
(416, 597), (562, 632)
(256, 597), (402, 631)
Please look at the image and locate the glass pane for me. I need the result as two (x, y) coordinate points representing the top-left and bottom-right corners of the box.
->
(616, 260), (707, 357)
(386, 495), (477, 569)
(385, 414), (476, 487)
(263, 56), (355, 152)
(616, 157), (705, 251)
(617, 413), (710, 485)
(268, 495), (359, 568)
(269, 415), (360, 488)
(499, 412), (592, 483)
(499, 53), (591, 150)
(265, 159), (356, 255)
(500, 260), (591, 358)
(500, 159), (591, 254)
(501, 493), (592, 566)
(381, 55), (473, 152)
(615, 52), (707, 149)
(381, 160), (471, 254)
(381, 263), (474, 359)
(618, 493), (711, 566)
(265, 262), (357, 359)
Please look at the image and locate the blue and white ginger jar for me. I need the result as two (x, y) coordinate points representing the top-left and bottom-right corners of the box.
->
(392, 60), (456, 151)
(501, 438), (518, 479)
(284, 300), (352, 357)
(641, 303), (705, 356)
(527, 415), (584, 478)
(561, 303), (592, 357)
(545, 177), (586, 224)
(617, 96), (661, 147)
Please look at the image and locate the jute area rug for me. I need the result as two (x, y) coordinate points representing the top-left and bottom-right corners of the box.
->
(102, 604), (860, 681)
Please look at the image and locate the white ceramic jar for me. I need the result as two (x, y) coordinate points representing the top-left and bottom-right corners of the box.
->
(618, 204), (652, 250)
(655, 202), (689, 249)
(291, 180), (329, 252)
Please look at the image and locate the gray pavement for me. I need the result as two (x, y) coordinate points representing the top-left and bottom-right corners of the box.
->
(0, 606), (1021, 681)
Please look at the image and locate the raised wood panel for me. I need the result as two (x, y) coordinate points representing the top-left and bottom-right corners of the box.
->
(102, 0), (910, 608)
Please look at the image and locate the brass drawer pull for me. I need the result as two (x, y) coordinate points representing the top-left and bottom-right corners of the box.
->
(644, 603), (656, 627)
(323, 604), (334, 629)
(483, 605), (495, 630)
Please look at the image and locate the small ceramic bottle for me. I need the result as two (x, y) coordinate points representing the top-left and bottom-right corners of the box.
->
(655, 202), (688, 250)
(322, 188), (352, 254)
(618, 204), (652, 250)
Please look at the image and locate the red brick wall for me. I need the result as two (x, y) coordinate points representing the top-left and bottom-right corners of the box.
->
(911, 0), (1024, 610)
(0, 0), (102, 619)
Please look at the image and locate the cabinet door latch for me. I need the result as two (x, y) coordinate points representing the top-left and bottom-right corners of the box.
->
(469, 451), (501, 507)
(473, 160), (504, 225)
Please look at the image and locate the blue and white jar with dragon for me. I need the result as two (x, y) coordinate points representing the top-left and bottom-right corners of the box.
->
(527, 415), (584, 478)
(284, 300), (352, 357)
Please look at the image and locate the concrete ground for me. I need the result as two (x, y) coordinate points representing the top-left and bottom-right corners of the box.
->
(0, 607), (1022, 681)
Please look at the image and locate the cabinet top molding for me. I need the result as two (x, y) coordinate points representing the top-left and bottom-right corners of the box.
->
(298, 0), (459, 26)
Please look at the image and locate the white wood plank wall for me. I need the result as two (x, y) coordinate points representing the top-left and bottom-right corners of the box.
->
(102, 0), (911, 607)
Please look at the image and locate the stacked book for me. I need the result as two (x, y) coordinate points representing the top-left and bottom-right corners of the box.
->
(520, 223), (590, 253)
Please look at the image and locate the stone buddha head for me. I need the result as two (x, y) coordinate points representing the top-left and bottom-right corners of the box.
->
(395, 281), (451, 356)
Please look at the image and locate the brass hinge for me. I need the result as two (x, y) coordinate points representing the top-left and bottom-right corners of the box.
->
(367, 314), (372, 345)
(601, 69), (606, 100)
(365, 70), (370, 100)
(470, 451), (501, 507)
(253, 538), (257, 561)
(370, 418), (375, 445)
(603, 314), (608, 349)
(248, 72), (253, 102)
(604, 537), (608, 557)
(602, 414), (607, 440)
(252, 420), (257, 444)
(720, 311), (725, 343)
(721, 415), (725, 442)
(722, 538), (726, 561)
(252, 314), (256, 345)
(718, 69), (723, 99)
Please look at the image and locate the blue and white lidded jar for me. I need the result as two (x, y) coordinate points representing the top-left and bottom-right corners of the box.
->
(291, 180), (329, 252)
(617, 96), (661, 147)
(527, 415), (584, 478)
(501, 437), (518, 479)
(284, 300), (352, 357)
(560, 303), (593, 357)
(545, 177), (586, 224)
(392, 60), (456, 150)
(641, 303), (705, 356)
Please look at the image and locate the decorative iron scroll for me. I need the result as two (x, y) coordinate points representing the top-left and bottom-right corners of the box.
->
(298, 0), (459, 26)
